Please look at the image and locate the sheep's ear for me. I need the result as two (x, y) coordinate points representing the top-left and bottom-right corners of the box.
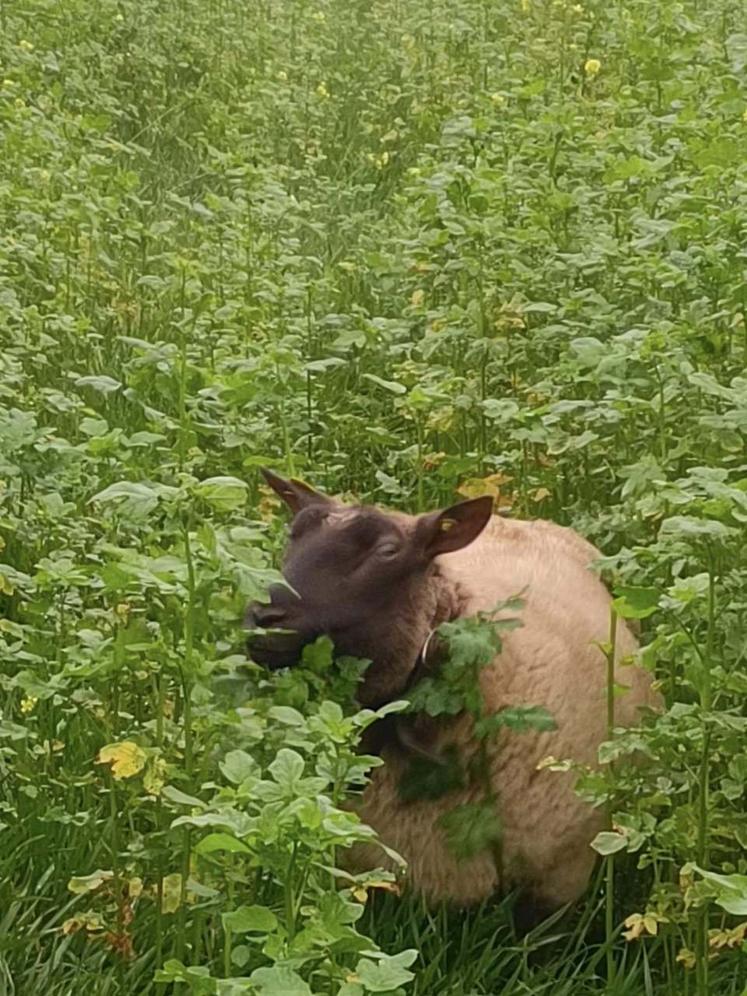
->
(260, 468), (334, 516)
(416, 496), (493, 558)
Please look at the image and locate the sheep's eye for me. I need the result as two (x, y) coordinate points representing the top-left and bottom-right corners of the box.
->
(378, 542), (399, 558)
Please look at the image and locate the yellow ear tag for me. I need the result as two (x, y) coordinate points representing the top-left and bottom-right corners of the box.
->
(440, 518), (456, 532)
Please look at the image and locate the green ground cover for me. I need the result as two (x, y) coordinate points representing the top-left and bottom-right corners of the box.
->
(1, 0), (747, 992)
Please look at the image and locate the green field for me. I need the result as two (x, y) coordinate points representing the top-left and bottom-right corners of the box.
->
(2, 0), (747, 992)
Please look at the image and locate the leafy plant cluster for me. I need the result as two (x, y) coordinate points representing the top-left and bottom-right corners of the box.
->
(399, 599), (557, 864)
(1, 0), (747, 992)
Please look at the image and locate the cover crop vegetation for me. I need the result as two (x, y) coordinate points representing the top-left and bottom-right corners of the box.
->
(1, 0), (746, 993)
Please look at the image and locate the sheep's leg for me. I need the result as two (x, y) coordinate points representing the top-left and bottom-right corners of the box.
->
(511, 892), (555, 934)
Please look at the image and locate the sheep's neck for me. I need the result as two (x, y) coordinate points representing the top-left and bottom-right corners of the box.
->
(358, 569), (467, 758)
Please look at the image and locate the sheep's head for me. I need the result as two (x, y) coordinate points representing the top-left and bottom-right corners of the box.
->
(245, 470), (492, 705)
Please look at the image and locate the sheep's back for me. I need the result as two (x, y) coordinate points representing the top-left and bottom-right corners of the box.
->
(349, 516), (659, 908)
(436, 515), (655, 745)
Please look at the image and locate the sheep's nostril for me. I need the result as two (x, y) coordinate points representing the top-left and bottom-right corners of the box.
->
(246, 602), (287, 629)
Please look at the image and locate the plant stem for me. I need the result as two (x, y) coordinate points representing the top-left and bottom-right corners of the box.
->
(415, 415), (424, 512)
(176, 517), (197, 960)
(607, 607), (617, 740)
(605, 606), (618, 989)
(223, 858), (234, 977)
(181, 519), (196, 775)
(695, 551), (716, 995)
(178, 267), (188, 472)
(285, 842), (298, 941)
(108, 776), (125, 990)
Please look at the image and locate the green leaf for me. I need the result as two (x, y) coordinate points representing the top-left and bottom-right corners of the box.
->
(195, 833), (251, 855)
(590, 831), (628, 856)
(90, 481), (159, 518)
(249, 966), (312, 996)
(162, 785), (207, 808)
(523, 301), (556, 313)
(301, 635), (335, 672)
(475, 705), (556, 737)
(438, 801), (501, 860)
(0, 720), (29, 741)
(194, 476), (248, 512)
(725, 32), (747, 73)
(154, 960), (216, 993)
(268, 748), (305, 787)
(355, 951), (417, 992)
(687, 864), (747, 915)
(439, 613), (508, 670)
(337, 984), (364, 996)
(222, 905), (278, 933)
(79, 416), (109, 437)
(406, 676), (463, 717)
(481, 398), (519, 422)
(75, 374), (122, 394)
(659, 516), (735, 541)
(362, 373), (407, 395)
(305, 357), (346, 373)
(397, 746), (465, 803)
(231, 944), (252, 969)
(267, 705), (307, 727)
(220, 750), (258, 785)
(612, 586), (660, 620)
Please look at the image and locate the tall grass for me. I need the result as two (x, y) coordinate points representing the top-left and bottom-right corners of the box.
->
(1, 0), (747, 992)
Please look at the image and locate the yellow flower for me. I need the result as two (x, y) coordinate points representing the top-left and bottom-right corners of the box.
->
(96, 740), (147, 780)
(622, 914), (645, 941)
(584, 58), (601, 76)
(520, 0), (530, 11)
(676, 947), (696, 970)
(2, 79), (14, 88)
(490, 92), (505, 106)
(368, 151), (389, 169)
(18, 39), (34, 51)
(143, 755), (167, 796)
(312, 10), (326, 21)
(20, 696), (38, 715)
(14, 98), (24, 109)
(161, 872), (183, 913)
(315, 82), (329, 98)
(623, 912), (659, 941)
(277, 69), (288, 81)
(709, 921), (747, 951)
(411, 289), (425, 307)
(572, 3), (584, 12)
(62, 912), (105, 935)
(128, 876), (144, 899)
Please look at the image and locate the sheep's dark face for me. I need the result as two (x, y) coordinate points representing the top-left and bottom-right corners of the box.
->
(245, 470), (492, 704)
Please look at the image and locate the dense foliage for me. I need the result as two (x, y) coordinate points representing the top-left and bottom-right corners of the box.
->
(1, 0), (746, 992)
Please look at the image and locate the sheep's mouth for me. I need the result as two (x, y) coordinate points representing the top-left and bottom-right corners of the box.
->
(245, 625), (316, 670)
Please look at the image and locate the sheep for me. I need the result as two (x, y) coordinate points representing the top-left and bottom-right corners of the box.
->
(246, 470), (660, 913)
